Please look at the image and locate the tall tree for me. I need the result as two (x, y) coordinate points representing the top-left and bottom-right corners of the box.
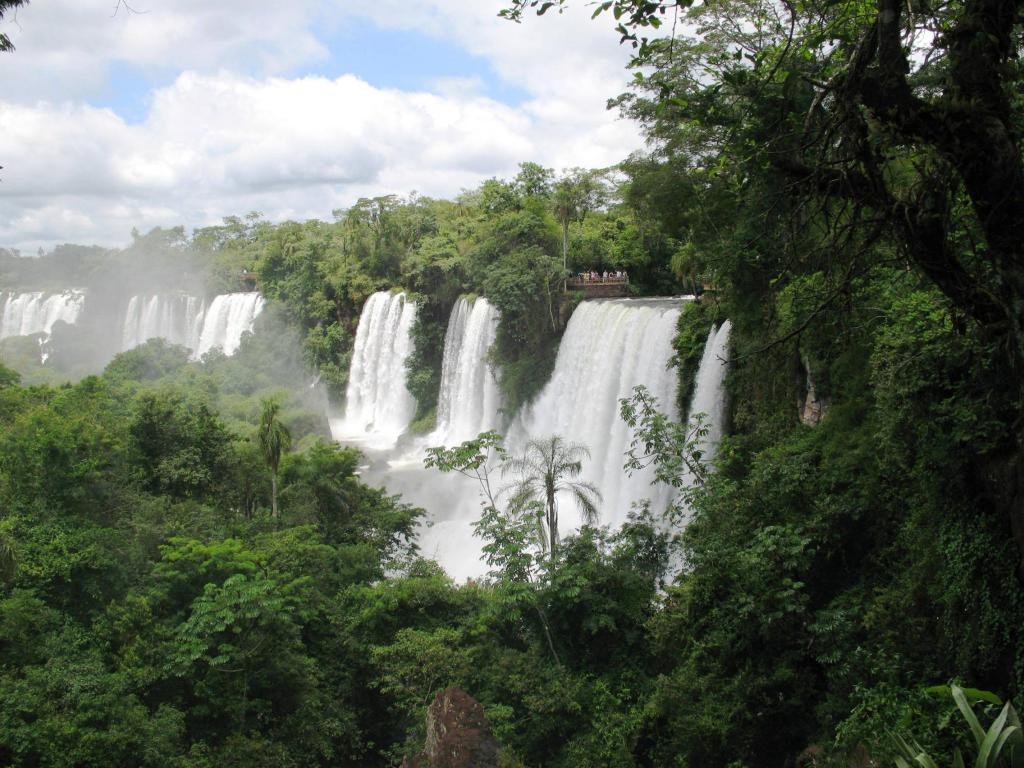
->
(551, 169), (606, 278)
(257, 398), (291, 519)
(502, 435), (601, 555)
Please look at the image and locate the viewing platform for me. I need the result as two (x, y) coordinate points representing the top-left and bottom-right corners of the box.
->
(567, 276), (630, 299)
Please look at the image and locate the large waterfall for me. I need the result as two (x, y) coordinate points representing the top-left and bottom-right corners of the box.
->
(430, 296), (502, 446)
(0, 290), (85, 340)
(120, 292), (264, 358)
(334, 291), (418, 449)
(344, 294), (733, 581)
(511, 298), (686, 527)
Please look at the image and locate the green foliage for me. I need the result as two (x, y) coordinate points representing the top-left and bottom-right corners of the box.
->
(129, 387), (234, 501)
(0, 362), (20, 388)
(5, 4), (1024, 760)
(671, 299), (717, 412)
(502, 435), (601, 555)
(257, 397), (292, 517)
(892, 686), (1024, 768)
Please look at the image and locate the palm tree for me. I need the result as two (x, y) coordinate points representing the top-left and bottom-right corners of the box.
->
(257, 398), (291, 519)
(502, 435), (601, 555)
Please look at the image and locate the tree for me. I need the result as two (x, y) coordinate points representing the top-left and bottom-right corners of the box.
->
(551, 169), (606, 278)
(425, 432), (564, 664)
(257, 398), (291, 519)
(0, 363), (19, 389)
(502, 436), (601, 555)
(128, 388), (233, 502)
(0, 1), (27, 53)
(503, 0), (1024, 560)
(515, 161), (554, 199)
(505, 0), (1024, 361)
(620, 384), (712, 524)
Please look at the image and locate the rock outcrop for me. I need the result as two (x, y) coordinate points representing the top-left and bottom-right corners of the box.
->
(402, 687), (501, 768)
(798, 355), (829, 426)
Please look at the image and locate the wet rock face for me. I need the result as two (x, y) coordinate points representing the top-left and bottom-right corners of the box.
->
(403, 687), (500, 768)
(798, 356), (829, 426)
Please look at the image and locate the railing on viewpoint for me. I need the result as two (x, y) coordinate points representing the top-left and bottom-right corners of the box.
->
(566, 275), (630, 289)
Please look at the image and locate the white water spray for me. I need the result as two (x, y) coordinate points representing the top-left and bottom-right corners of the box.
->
(194, 292), (266, 357)
(121, 294), (206, 352)
(430, 296), (502, 446)
(0, 290), (85, 341)
(511, 297), (685, 528)
(120, 292), (264, 357)
(333, 291), (418, 449)
(686, 320), (732, 461)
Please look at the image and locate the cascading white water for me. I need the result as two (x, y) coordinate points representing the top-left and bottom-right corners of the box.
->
(430, 296), (502, 446)
(511, 297), (685, 528)
(121, 294), (206, 351)
(120, 292), (264, 357)
(686, 320), (732, 461)
(0, 290), (85, 340)
(194, 292), (265, 357)
(363, 296), (734, 582)
(334, 291), (418, 449)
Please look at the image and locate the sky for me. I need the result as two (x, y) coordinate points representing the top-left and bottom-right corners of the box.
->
(0, 0), (645, 253)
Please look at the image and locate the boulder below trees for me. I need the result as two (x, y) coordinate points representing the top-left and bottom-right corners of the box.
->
(402, 687), (502, 768)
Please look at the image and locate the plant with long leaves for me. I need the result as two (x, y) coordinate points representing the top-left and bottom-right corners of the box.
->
(892, 685), (1024, 768)
(257, 398), (291, 519)
(502, 435), (601, 556)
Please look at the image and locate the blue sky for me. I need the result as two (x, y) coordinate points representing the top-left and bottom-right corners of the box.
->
(0, 0), (641, 251)
(90, 20), (532, 125)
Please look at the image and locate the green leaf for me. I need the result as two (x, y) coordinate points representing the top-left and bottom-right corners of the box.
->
(978, 705), (1011, 768)
(927, 685), (1003, 706)
(953, 685), (989, 749)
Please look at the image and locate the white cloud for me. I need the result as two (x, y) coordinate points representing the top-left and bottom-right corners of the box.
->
(0, 1), (643, 252)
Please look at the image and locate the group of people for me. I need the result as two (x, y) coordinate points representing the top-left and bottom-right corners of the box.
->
(575, 269), (628, 283)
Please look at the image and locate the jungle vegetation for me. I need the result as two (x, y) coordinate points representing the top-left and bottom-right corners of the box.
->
(2, 0), (1024, 764)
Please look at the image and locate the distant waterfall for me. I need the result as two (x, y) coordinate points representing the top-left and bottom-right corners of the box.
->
(194, 292), (266, 357)
(121, 294), (206, 351)
(431, 296), (502, 446)
(512, 298), (685, 527)
(0, 290), (85, 340)
(120, 292), (264, 357)
(334, 291), (418, 449)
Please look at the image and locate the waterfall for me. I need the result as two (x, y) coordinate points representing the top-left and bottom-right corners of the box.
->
(430, 296), (502, 446)
(511, 297), (685, 527)
(121, 294), (206, 351)
(0, 290), (85, 340)
(334, 291), (418, 449)
(686, 320), (732, 461)
(194, 292), (265, 357)
(120, 292), (264, 357)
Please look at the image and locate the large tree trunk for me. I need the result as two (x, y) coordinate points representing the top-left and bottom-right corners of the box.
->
(271, 473), (279, 519)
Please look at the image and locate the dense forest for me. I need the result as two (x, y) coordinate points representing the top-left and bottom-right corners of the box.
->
(2, 0), (1024, 766)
